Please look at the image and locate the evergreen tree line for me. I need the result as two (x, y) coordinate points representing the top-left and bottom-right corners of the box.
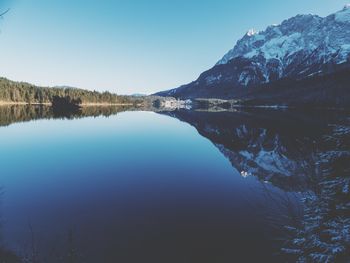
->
(0, 77), (132, 104)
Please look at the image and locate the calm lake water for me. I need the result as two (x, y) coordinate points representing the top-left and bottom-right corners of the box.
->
(0, 106), (347, 263)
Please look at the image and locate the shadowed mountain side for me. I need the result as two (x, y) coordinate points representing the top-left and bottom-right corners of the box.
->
(236, 67), (350, 108)
(160, 109), (349, 191)
(157, 67), (350, 109)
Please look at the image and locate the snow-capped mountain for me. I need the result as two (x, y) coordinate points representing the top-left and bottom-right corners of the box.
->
(216, 6), (350, 80)
(217, 6), (350, 67)
(156, 6), (350, 105)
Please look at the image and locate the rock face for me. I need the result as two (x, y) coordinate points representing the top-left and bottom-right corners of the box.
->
(156, 6), (350, 106)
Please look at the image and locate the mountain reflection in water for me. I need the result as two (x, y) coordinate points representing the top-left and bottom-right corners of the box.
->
(0, 105), (348, 262)
(162, 108), (350, 262)
(162, 109), (346, 191)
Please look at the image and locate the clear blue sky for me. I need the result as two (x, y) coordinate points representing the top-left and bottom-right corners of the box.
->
(0, 0), (348, 94)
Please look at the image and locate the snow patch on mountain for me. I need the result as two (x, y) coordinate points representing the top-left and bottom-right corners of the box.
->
(343, 3), (350, 10)
(216, 6), (350, 85)
(205, 74), (222, 85)
(335, 5), (350, 23)
(256, 32), (302, 60)
(246, 28), (259, 37)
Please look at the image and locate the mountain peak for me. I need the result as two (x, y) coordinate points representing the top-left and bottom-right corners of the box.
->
(216, 7), (350, 66)
(335, 4), (350, 23)
(246, 29), (258, 37)
(157, 6), (350, 103)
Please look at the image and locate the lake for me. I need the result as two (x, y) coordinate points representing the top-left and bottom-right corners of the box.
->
(0, 106), (348, 263)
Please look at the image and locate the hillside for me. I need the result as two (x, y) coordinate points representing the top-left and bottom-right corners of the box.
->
(0, 77), (132, 105)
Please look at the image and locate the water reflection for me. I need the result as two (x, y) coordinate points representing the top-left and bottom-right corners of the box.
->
(163, 108), (350, 261)
(0, 188), (21, 263)
(162, 109), (348, 191)
(0, 106), (348, 262)
(0, 105), (132, 127)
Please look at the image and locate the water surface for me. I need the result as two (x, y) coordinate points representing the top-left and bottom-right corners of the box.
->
(1, 106), (346, 263)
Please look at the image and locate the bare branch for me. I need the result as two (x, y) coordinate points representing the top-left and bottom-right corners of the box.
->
(0, 8), (10, 18)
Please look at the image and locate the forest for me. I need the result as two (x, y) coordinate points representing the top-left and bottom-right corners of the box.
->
(0, 77), (133, 105)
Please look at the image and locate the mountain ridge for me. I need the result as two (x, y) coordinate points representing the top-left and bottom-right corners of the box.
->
(156, 6), (350, 107)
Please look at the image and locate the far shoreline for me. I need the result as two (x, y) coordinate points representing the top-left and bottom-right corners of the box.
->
(0, 101), (136, 107)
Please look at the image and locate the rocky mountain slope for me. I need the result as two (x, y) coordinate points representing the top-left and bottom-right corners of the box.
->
(156, 6), (350, 107)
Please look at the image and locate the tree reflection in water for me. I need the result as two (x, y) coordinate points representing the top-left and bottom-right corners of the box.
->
(0, 105), (132, 128)
(0, 106), (348, 262)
